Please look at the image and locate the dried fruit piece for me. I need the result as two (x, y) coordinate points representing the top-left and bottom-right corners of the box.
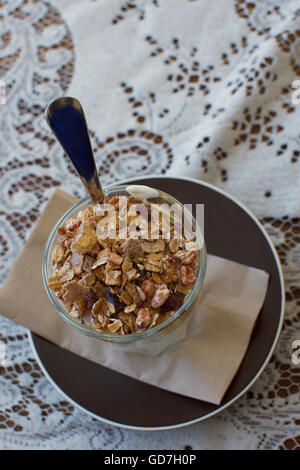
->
(107, 288), (125, 314)
(151, 284), (170, 308)
(160, 294), (183, 313)
(83, 291), (98, 310)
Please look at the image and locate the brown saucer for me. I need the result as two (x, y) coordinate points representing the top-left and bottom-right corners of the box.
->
(29, 176), (284, 430)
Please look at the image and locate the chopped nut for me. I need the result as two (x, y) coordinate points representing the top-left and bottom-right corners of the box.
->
(150, 313), (160, 328)
(177, 250), (197, 265)
(141, 279), (155, 297)
(135, 307), (152, 328)
(180, 266), (197, 285)
(69, 305), (80, 318)
(65, 218), (81, 234)
(124, 304), (137, 313)
(151, 284), (170, 308)
(136, 285), (146, 301)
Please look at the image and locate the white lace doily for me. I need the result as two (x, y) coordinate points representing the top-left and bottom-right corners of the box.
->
(0, 0), (299, 450)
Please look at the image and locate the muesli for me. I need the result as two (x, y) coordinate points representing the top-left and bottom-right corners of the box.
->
(48, 194), (200, 335)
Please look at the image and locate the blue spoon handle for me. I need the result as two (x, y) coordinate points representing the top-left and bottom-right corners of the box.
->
(45, 97), (105, 203)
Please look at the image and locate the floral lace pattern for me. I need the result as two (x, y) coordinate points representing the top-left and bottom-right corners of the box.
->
(0, 0), (299, 449)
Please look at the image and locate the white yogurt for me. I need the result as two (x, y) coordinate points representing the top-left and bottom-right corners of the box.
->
(126, 185), (160, 201)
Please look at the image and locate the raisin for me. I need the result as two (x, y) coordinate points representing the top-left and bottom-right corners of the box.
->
(160, 294), (183, 313)
(107, 288), (125, 314)
(83, 291), (98, 310)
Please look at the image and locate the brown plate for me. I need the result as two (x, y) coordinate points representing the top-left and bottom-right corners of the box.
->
(29, 176), (284, 430)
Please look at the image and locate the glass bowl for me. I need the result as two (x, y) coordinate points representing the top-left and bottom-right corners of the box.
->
(43, 184), (207, 355)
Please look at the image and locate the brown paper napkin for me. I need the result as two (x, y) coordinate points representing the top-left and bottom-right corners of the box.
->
(0, 189), (269, 405)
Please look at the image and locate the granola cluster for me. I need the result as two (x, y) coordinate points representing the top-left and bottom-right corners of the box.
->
(48, 195), (200, 335)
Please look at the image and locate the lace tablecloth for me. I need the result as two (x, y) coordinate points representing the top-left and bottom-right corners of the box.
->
(0, 0), (299, 450)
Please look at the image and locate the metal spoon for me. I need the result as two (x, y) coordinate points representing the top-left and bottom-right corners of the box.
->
(45, 97), (105, 203)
